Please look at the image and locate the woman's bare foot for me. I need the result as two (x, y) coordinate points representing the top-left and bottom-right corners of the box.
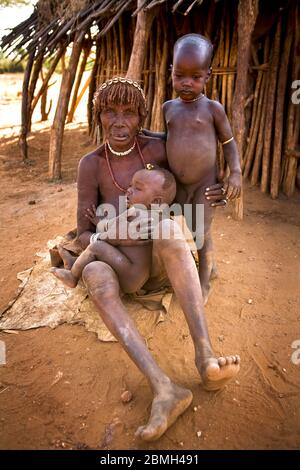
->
(50, 267), (78, 288)
(197, 355), (240, 391)
(135, 384), (193, 442)
(58, 246), (76, 270)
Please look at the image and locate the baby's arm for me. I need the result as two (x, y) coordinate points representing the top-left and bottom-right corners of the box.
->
(211, 101), (242, 200)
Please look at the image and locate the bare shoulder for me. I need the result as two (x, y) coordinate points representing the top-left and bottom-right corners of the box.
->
(207, 99), (226, 118)
(163, 99), (177, 112)
(78, 144), (105, 171)
(138, 135), (167, 165)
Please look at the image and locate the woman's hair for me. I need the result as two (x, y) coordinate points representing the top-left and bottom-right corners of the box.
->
(93, 77), (147, 128)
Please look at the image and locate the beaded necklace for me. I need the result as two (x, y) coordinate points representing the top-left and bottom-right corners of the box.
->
(105, 138), (147, 193)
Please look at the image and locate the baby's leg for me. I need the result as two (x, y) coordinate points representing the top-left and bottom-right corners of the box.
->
(88, 242), (151, 294)
(191, 186), (216, 305)
(51, 244), (97, 288)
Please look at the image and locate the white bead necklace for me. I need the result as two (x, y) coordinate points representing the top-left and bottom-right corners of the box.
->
(107, 140), (136, 157)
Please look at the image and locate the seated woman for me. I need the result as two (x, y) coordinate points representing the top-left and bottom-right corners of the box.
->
(63, 77), (240, 442)
(51, 166), (176, 291)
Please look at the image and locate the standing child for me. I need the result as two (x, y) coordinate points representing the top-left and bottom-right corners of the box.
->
(163, 33), (242, 303)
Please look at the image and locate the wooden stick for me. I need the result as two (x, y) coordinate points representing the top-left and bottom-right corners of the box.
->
(260, 16), (282, 193)
(232, 0), (259, 220)
(49, 34), (84, 180)
(67, 41), (91, 123)
(19, 50), (35, 162)
(270, 9), (293, 198)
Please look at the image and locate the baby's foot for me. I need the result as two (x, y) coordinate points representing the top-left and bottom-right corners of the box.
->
(197, 355), (240, 391)
(58, 246), (76, 270)
(135, 383), (192, 442)
(50, 267), (78, 288)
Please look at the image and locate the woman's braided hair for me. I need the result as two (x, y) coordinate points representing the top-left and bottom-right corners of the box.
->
(93, 77), (147, 129)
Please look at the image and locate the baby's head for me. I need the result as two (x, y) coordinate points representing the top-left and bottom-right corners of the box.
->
(126, 166), (176, 208)
(172, 34), (213, 101)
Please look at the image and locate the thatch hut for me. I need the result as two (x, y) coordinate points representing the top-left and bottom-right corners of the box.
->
(1, 0), (299, 217)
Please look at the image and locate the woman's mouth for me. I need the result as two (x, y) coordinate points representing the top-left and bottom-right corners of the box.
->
(112, 134), (128, 141)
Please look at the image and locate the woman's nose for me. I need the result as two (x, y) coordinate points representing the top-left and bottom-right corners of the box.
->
(113, 113), (125, 127)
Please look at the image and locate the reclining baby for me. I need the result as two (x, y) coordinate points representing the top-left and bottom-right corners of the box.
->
(51, 166), (176, 292)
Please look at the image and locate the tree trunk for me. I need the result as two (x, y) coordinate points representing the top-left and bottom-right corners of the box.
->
(27, 54), (44, 132)
(67, 41), (91, 123)
(19, 50), (35, 162)
(270, 9), (293, 198)
(40, 68), (53, 121)
(232, 0), (258, 220)
(30, 45), (65, 121)
(126, 0), (156, 80)
(49, 35), (83, 180)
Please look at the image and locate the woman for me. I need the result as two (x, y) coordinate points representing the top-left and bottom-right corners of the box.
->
(74, 77), (240, 442)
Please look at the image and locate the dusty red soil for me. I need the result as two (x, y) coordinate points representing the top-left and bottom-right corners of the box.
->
(0, 74), (300, 450)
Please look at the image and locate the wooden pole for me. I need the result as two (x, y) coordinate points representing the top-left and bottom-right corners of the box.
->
(126, 0), (156, 80)
(49, 35), (83, 180)
(67, 41), (91, 123)
(270, 9), (293, 198)
(260, 17), (282, 193)
(232, 0), (259, 220)
(19, 50), (35, 162)
(30, 45), (65, 118)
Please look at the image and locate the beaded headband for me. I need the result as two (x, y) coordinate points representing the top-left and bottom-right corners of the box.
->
(97, 76), (147, 106)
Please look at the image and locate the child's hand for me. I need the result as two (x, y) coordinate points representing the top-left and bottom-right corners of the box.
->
(85, 204), (100, 226)
(223, 171), (242, 200)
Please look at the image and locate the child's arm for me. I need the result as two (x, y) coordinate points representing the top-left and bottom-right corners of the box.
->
(141, 129), (167, 140)
(211, 101), (242, 200)
(141, 101), (169, 141)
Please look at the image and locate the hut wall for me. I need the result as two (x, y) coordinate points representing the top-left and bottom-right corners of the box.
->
(90, 0), (299, 197)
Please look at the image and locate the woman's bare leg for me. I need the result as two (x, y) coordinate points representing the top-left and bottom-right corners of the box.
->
(82, 261), (193, 441)
(153, 219), (240, 391)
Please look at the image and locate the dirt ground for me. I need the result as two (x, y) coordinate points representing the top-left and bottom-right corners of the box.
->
(0, 74), (300, 450)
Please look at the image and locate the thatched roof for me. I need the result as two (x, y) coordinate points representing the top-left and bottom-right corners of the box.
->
(1, 0), (214, 59)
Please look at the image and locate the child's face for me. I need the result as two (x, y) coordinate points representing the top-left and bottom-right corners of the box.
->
(126, 171), (164, 207)
(172, 46), (211, 101)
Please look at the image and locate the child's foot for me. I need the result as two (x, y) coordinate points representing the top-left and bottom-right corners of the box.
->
(196, 355), (240, 391)
(135, 383), (193, 442)
(58, 246), (76, 270)
(50, 267), (78, 288)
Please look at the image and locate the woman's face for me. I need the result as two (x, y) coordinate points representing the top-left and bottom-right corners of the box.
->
(100, 103), (140, 151)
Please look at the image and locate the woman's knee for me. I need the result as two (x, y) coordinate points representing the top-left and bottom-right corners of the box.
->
(153, 218), (187, 252)
(82, 261), (118, 297)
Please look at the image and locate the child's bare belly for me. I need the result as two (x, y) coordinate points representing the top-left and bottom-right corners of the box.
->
(166, 132), (217, 187)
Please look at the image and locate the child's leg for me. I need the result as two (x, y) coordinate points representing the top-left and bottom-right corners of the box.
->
(191, 186), (216, 305)
(87, 242), (151, 294)
(51, 244), (98, 288)
(58, 246), (77, 270)
(52, 241), (150, 293)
